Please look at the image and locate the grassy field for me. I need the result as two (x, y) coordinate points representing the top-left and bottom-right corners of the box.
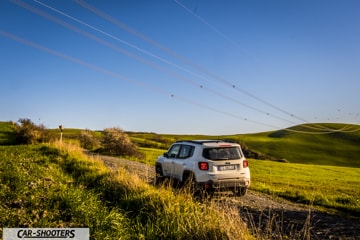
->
(249, 159), (360, 215)
(0, 121), (16, 145)
(1, 120), (359, 223)
(0, 142), (251, 239)
(136, 147), (360, 216)
(129, 123), (360, 216)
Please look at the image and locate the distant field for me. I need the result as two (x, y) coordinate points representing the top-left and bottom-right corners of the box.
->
(234, 123), (360, 168)
(2, 121), (359, 168)
(129, 123), (360, 168)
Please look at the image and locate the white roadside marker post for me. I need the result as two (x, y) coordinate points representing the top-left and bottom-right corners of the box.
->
(59, 125), (64, 143)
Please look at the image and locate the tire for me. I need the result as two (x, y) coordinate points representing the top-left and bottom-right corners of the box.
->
(234, 187), (247, 197)
(182, 172), (197, 193)
(155, 164), (164, 185)
(182, 173), (214, 201)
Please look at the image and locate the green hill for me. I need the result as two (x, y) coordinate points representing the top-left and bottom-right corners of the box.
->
(130, 123), (360, 168)
(233, 123), (360, 168)
(2, 121), (359, 168)
(128, 123), (360, 168)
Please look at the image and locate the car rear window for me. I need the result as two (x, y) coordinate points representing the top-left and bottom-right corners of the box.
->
(202, 147), (242, 160)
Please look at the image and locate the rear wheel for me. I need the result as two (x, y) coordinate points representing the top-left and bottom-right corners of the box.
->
(234, 187), (247, 197)
(182, 173), (213, 201)
(182, 172), (197, 193)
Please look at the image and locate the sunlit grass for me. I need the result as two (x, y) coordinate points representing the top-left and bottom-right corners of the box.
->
(137, 147), (165, 164)
(249, 159), (360, 214)
(0, 143), (253, 239)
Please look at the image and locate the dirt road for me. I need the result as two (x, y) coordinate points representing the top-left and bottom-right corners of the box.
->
(96, 154), (360, 240)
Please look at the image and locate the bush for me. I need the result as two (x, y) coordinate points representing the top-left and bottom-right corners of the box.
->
(14, 118), (53, 144)
(78, 129), (100, 150)
(101, 127), (139, 157)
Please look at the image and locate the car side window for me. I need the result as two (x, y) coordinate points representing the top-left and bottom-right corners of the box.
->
(178, 145), (195, 159)
(168, 144), (181, 158)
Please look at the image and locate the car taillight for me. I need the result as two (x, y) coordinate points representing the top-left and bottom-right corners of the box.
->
(198, 162), (209, 170)
(243, 159), (249, 168)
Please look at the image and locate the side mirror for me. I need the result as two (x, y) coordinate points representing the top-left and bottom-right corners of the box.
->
(163, 152), (169, 158)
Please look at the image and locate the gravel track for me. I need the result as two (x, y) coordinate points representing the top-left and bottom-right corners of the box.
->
(95, 154), (360, 240)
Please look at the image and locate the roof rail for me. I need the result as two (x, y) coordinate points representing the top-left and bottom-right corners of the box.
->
(221, 139), (237, 143)
(175, 140), (204, 144)
(175, 140), (235, 145)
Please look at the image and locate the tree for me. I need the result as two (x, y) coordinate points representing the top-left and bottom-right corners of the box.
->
(100, 127), (139, 156)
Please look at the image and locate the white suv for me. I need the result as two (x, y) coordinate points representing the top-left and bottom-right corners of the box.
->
(155, 140), (250, 196)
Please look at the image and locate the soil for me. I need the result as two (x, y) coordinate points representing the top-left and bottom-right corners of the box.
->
(95, 154), (360, 240)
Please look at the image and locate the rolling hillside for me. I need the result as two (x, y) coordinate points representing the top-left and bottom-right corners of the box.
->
(129, 123), (360, 168)
(1, 121), (359, 168)
(128, 123), (360, 168)
(233, 123), (360, 168)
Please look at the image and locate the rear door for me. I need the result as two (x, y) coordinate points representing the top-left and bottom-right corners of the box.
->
(162, 144), (181, 177)
(172, 144), (195, 180)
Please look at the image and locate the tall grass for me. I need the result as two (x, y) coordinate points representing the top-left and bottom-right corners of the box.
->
(0, 142), (252, 239)
(0, 144), (130, 239)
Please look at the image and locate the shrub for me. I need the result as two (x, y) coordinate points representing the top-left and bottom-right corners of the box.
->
(100, 127), (139, 157)
(78, 129), (100, 150)
(14, 118), (53, 144)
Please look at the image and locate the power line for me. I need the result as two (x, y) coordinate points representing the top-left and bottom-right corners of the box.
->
(285, 124), (360, 134)
(27, 0), (300, 126)
(8, 0), (358, 134)
(0, 29), (169, 96)
(0, 29), (282, 131)
(2, 29), (359, 135)
(73, 0), (344, 133)
(173, 0), (348, 133)
(33, 0), (210, 84)
(173, 0), (242, 49)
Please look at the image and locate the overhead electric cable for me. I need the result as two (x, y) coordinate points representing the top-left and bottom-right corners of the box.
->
(33, 0), (211, 85)
(173, 0), (242, 49)
(11, 0), (203, 95)
(9, 0), (358, 134)
(284, 124), (360, 134)
(173, 0), (352, 133)
(0, 29), (282, 131)
(26, 0), (299, 126)
(73, 0), (341, 132)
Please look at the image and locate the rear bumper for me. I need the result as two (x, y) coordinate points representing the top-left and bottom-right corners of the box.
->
(197, 178), (250, 191)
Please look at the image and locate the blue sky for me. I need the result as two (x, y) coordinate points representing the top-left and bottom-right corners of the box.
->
(1, 0), (359, 135)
